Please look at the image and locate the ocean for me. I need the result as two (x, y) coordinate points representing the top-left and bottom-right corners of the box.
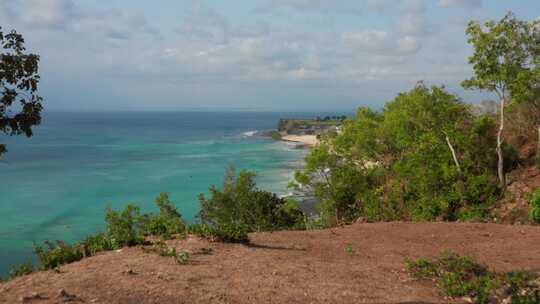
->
(0, 111), (321, 276)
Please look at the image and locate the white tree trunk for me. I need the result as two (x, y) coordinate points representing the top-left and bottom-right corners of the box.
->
(445, 135), (461, 172)
(497, 98), (506, 189)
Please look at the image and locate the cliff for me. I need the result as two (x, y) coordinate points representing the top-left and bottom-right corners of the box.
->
(2, 222), (540, 304)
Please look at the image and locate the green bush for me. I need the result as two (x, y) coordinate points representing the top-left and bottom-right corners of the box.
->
(529, 188), (540, 223)
(142, 241), (190, 265)
(269, 130), (282, 140)
(139, 193), (186, 239)
(7, 262), (33, 279)
(33, 240), (84, 270)
(198, 167), (305, 233)
(406, 252), (539, 304)
(81, 232), (117, 255)
(105, 204), (145, 247)
(188, 223), (249, 243)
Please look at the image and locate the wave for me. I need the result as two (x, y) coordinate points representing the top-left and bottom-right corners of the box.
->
(242, 130), (258, 137)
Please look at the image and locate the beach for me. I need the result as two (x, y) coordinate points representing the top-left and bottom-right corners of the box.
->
(281, 135), (319, 147)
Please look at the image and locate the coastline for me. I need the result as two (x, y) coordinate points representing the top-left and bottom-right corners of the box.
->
(280, 135), (319, 147)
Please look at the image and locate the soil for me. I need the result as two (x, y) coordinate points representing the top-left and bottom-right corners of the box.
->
(1, 222), (540, 304)
(493, 164), (540, 223)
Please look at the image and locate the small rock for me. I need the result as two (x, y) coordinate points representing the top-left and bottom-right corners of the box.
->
(57, 289), (79, 302)
(20, 292), (47, 303)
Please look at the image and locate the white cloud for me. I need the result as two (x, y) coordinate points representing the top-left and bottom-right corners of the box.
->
(397, 36), (420, 53)
(439, 0), (482, 8)
(0, 0), (502, 110)
(257, 0), (363, 15)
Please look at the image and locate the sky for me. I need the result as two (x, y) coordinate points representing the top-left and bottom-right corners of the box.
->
(1, 0), (539, 111)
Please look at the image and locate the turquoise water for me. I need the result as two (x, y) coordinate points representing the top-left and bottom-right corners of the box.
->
(0, 111), (315, 275)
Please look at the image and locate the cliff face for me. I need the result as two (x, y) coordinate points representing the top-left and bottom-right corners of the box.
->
(277, 119), (341, 136)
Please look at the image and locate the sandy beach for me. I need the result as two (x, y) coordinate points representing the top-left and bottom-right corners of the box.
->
(281, 135), (319, 146)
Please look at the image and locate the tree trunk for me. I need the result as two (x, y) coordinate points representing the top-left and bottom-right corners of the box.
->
(445, 134), (461, 173)
(497, 99), (506, 190)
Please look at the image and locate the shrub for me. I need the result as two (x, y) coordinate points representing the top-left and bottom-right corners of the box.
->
(139, 193), (186, 239)
(188, 223), (249, 243)
(529, 188), (540, 223)
(81, 232), (117, 255)
(176, 251), (190, 265)
(8, 262), (33, 279)
(33, 241), (84, 270)
(105, 204), (145, 247)
(198, 167), (305, 233)
(142, 241), (190, 265)
(269, 130), (282, 140)
(406, 252), (539, 304)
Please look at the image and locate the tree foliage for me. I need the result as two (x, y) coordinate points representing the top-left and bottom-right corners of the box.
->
(462, 12), (540, 188)
(295, 83), (502, 225)
(0, 27), (43, 157)
(199, 167), (305, 232)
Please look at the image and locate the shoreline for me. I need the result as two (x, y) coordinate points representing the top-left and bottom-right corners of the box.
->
(280, 135), (319, 147)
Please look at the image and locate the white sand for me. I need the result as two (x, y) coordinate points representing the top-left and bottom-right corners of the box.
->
(281, 135), (319, 147)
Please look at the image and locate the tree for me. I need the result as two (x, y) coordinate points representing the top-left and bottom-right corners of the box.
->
(198, 167), (305, 232)
(0, 27), (43, 157)
(462, 12), (540, 189)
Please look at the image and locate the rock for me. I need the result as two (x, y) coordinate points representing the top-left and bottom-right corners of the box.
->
(20, 292), (47, 303)
(57, 289), (80, 302)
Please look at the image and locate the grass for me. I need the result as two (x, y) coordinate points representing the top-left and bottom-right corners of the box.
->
(142, 241), (190, 265)
(344, 243), (354, 255)
(406, 252), (539, 304)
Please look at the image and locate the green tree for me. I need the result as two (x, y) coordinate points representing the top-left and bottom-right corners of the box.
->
(138, 193), (186, 238)
(198, 167), (305, 232)
(0, 27), (43, 157)
(295, 83), (500, 224)
(462, 12), (540, 189)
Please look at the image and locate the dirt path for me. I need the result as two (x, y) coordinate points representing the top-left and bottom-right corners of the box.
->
(2, 222), (540, 304)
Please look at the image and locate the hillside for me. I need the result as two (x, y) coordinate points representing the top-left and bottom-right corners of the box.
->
(2, 222), (540, 304)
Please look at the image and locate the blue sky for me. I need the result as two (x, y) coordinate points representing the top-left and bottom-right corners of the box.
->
(1, 0), (539, 111)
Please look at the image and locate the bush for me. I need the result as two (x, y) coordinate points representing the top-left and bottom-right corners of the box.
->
(33, 240), (84, 270)
(7, 262), (33, 279)
(139, 193), (186, 239)
(142, 241), (190, 265)
(529, 188), (540, 223)
(406, 252), (539, 304)
(188, 223), (249, 243)
(105, 204), (145, 247)
(198, 167), (305, 233)
(81, 232), (117, 255)
(269, 130), (282, 140)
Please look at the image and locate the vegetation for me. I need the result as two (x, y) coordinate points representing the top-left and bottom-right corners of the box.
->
(0, 27), (43, 157)
(23, 171), (306, 272)
(198, 167), (305, 234)
(33, 240), (85, 270)
(294, 83), (504, 225)
(142, 241), (190, 265)
(6, 262), (33, 280)
(406, 252), (539, 304)
(462, 12), (540, 189)
(269, 130), (282, 140)
(529, 188), (540, 224)
(138, 193), (187, 239)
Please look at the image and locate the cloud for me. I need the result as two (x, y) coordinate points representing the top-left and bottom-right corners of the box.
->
(439, 0), (483, 8)
(256, 0), (363, 15)
(0, 0), (506, 110)
(341, 30), (421, 55)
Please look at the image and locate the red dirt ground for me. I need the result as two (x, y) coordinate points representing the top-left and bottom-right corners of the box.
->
(1, 222), (540, 304)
